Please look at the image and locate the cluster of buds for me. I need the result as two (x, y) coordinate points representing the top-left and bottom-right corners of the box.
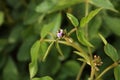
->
(93, 55), (103, 71)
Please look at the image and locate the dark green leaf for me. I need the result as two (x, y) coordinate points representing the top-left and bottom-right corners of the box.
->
(114, 65), (120, 80)
(80, 8), (102, 27)
(32, 76), (53, 80)
(3, 57), (19, 80)
(36, 1), (55, 13)
(40, 13), (61, 38)
(103, 16), (120, 36)
(36, 0), (84, 14)
(56, 41), (64, 57)
(104, 43), (119, 62)
(89, 0), (117, 12)
(0, 11), (4, 26)
(17, 36), (37, 61)
(0, 39), (8, 52)
(67, 13), (79, 27)
(89, 16), (102, 39)
(76, 30), (94, 47)
(42, 41), (54, 61)
(8, 25), (23, 43)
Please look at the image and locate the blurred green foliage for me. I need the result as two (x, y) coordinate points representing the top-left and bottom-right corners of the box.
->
(0, 0), (120, 80)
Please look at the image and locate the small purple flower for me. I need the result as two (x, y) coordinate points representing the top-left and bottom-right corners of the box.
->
(57, 29), (64, 39)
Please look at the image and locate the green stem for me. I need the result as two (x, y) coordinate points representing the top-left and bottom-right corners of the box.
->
(95, 62), (119, 80)
(76, 62), (86, 80)
(43, 39), (86, 54)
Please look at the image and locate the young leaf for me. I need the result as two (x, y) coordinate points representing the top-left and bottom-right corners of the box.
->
(104, 43), (119, 62)
(80, 8), (102, 27)
(67, 13), (79, 27)
(114, 65), (120, 80)
(29, 40), (40, 78)
(89, 0), (117, 12)
(76, 30), (94, 47)
(32, 76), (53, 80)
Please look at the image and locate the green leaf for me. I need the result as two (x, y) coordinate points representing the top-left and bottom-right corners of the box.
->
(36, 0), (84, 14)
(36, 1), (55, 13)
(17, 36), (37, 61)
(3, 57), (19, 80)
(29, 40), (40, 78)
(88, 16), (102, 39)
(104, 43), (119, 62)
(42, 41), (54, 61)
(103, 16), (120, 36)
(40, 13), (61, 38)
(8, 25), (23, 43)
(32, 76), (53, 80)
(89, 0), (117, 12)
(29, 62), (38, 79)
(98, 33), (107, 45)
(114, 65), (120, 80)
(80, 8), (102, 27)
(67, 13), (79, 27)
(61, 60), (80, 76)
(0, 11), (4, 26)
(0, 39), (8, 52)
(76, 30), (94, 47)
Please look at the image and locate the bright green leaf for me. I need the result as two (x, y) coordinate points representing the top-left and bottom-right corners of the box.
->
(40, 13), (61, 38)
(32, 76), (53, 80)
(114, 65), (120, 80)
(67, 13), (79, 27)
(104, 43), (119, 62)
(0, 11), (4, 26)
(76, 30), (94, 47)
(80, 8), (102, 27)
(29, 40), (40, 78)
(103, 16), (120, 36)
(39, 42), (48, 61)
(89, 0), (117, 12)
(29, 62), (38, 79)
